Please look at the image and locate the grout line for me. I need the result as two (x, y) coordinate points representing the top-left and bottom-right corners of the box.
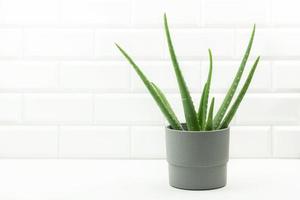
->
(0, 124), (162, 127)
(57, 0), (62, 25)
(57, 125), (60, 158)
(4, 25), (300, 29)
(92, 28), (96, 58)
(268, 0), (273, 26)
(0, 123), (298, 127)
(20, 93), (25, 123)
(92, 93), (96, 124)
(129, 65), (133, 92)
(1, 91), (300, 96)
(0, 157), (296, 160)
(199, 0), (204, 27)
(3, 23), (300, 29)
(233, 27), (238, 59)
(1, 92), (300, 98)
(21, 27), (25, 59)
(6, 57), (300, 61)
(270, 125), (274, 158)
(3, 56), (300, 61)
(130, 0), (135, 28)
(270, 60), (274, 92)
(57, 61), (61, 89)
(129, 126), (133, 158)
(0, 89), (298, 94)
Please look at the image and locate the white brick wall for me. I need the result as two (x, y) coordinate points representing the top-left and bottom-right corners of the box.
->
(24, 29), (94, 58)
(0, 0), (299, 158)
(0, 126), (58, 157)
(59, 126), (130, 158)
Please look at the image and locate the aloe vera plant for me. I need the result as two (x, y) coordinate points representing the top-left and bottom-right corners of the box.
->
(116, 14), (260, 131)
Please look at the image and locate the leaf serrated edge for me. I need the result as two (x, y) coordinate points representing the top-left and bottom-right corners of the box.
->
(164, 13), (200, 131)
(116, 43), (183, 130)
(205, 97), (215, 131)
(198, 49), (213, 129)
(219, 56), (260, 129)
(213, 25), (256, 129)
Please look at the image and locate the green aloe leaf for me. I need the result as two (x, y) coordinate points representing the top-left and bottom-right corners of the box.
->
(116, 43), (183, 130)
(164, 13), (200, 131)
(198, 49), (213, 129)
(198, 83), (207, 130)
(213, 25), (256, 129)
(219, 57), (260, 129)
(150, 82), (182, 128)
(205, 97), (215, 131)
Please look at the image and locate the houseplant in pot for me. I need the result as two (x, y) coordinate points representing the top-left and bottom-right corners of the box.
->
(116, 14), (260, 190)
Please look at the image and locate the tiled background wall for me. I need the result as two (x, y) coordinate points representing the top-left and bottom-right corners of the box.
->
(0, 0), (299, 158)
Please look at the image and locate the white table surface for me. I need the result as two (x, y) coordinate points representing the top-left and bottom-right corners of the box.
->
(0, 159), (299, 200)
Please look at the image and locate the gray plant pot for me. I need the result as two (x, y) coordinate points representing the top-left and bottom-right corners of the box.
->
(165, 125), (230, 190)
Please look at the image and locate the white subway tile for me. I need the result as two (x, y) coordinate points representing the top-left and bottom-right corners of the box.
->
(0, 126), (58, 158)
(132, 0), (201, 26)
(236, 29), (300, 58)
(201, 61), (271, 92)
(95, 29), (166, 59)
(202, 0), (268, 25)
(131, 126), (165, 158)
(0, 29), (22, 57)
(272, 0), (300, 25)
(273, 126), (300, 158)
(95, 94), (164, 125)
(0, 0), (297, 159)
(131, 61), (201, 92)
(59, 126), (130, 158)
(236, 94), (300, 125)
(230, 126), (271, 158)
(0, 61), (58, 90)
(61, 0), (131, 25)
(24, 29), (94, 58)
(23, 94), (93, 123)
(0, 94), (21, 122)
(273, 61), (300, 91)
(170, 29), (235, 59)
(1, 0), (59, 24)
(60, 61), (130, 91)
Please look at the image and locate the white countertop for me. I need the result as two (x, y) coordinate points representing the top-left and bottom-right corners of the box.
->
(0, 159), (299, 200)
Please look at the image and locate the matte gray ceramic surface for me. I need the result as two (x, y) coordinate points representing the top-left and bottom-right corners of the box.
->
(165, 125), (230, 190)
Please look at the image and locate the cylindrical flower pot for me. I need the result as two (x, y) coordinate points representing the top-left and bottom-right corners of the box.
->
(165, 125), (230, 190)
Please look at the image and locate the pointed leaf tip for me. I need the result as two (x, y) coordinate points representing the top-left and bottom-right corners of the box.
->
(219, 56), (260, 129)
(213, 25), (256, 129)
(115, 44), (182, 130)
(252, 24), (256, 33)
(164, 13), (200, 131)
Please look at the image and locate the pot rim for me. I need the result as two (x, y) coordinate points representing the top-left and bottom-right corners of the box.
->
(166, 124), (230, 134)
